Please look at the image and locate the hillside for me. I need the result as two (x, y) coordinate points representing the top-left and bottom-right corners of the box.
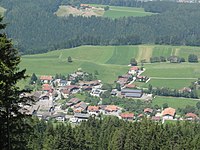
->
(21, 45), (200, 85)
(1, 0), (200, 54)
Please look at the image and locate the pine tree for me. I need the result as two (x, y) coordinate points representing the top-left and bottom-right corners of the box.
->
(0, 17), (33, 149)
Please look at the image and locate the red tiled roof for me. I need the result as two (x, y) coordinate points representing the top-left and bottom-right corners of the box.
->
(130, 66), (139, 71)
(61, 89), (70, 94)
(65, 85), (79, 90)
(125, 84), (136, 88)
(162, 107), (176, 117)
(185, 113), (198, 119)
(88, 106), (99, 112)
(42, 84), (52, 91)
(144, 108), (153, 113)
(40, 76), (53, 81)
(120, 113), (134, 118)
(105, 105), (119, 112)
(138, 114), (144, 118)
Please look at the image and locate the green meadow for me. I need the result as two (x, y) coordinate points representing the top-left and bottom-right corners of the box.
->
(89, 4), (154, 18)
(20, 45), (200, 86)
(152, 96), (198, 109)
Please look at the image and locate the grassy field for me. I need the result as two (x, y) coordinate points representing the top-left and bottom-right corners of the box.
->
(135, 78), (195, 89)
(152, 96), (198, 109)
(20, 45), (200, 86)
(89, 4), (154, 18)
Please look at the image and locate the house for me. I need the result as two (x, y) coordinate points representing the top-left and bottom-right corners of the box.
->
(105, 105), (119, 112)
(128, 66), (139, 75)
(124, 84), (137, 89)
(117, 77), (129, 86)
(60, 89), (70, 99)
(185, 113), (199, 120)
(74, 113), (90, 122)
(73, 102), (88, 113)
(69, 98), (81, 104)
(79, 80), (100, 87)
(40, 75), (53, 84)
(179, 87), (192, 93)
(66, 98), (81, 107)
(51, 113), (66, 122)
(58, 79), (68, 87)
(82, 86), (92, 91)
(168, 56), (180, 63)
(90, 89), (102, 97)
(136, 76), (148, 82)
(144, 108), (153, 115)
(151, 116), (161, 122)
(65, 85), (80, 93)
(42, 84), (53, 93)
(111, 89), (117, 96)
(87, 106), (100, 116)
(120, 113), (134, 120)
(121, 89), (143, 98)
(162, 107), (176, 120)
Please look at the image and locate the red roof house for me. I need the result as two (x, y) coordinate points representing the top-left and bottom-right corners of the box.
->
(120, 113), (134, 120)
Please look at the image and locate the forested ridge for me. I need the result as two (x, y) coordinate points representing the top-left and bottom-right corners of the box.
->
(1, 0), (200, 54)
(26, 117), (200, 149)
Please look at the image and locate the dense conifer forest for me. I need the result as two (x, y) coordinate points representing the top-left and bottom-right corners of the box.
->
(23, 117), (200, 149)
(1, 0), (200, 54)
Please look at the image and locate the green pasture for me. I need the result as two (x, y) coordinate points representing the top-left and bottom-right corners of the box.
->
(142, 63), (200, 78)
(89, 4), (154, 18)
(152, 96), (198, 109)
(146, 78), (195, 89)
(20, 45), (200, 86)
(135, 78), (195, 89)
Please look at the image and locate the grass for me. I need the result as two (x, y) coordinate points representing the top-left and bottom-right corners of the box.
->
(146, 79), (195, 89)
(152, 96), (198, 109)
(89, 4), (154, 18)
(20, 44), (200, 88)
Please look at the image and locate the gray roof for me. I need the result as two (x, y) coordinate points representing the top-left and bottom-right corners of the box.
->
(74, 113), (90, 119)
(79, 102), (88, 110)
(121, 89), (142, 93)
(125, 93), (142, 98)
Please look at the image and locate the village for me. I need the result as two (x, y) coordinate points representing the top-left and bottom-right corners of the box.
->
(21, 65), (200, 124)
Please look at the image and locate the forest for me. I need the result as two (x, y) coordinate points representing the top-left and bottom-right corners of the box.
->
(10, 117), (200, 150)
(1, 0), (200, 54)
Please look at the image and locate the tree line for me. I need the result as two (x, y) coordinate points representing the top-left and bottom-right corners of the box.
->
(25, 117), (200, 149)
(1, 0), (200, 54)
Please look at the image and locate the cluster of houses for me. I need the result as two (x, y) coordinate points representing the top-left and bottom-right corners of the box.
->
(20, 67), (200, 124)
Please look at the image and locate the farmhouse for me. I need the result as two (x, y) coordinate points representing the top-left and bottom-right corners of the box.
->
(185, 113), (199, 120)
(120, 113), (134, 120)
(87, 106), (100, 116)
(121, 89), (143, 98)
(128, 66), (139, 75)
(162, 107), (176, 120)
(65, 85), (80, 93)
(42, 84), (53, 93)
(73, 101), (88, 113)
(40, 75), (53, 84)
(144, 108), (153, 115)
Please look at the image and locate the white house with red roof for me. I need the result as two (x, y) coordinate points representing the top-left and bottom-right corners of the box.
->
(40, 75), (53, 84)
(87, 106), (100, 116)
(162, 107), (176, 120)
(128, 66), (139, 75)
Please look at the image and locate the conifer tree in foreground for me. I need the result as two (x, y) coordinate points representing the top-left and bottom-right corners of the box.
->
(0, 17), (33, 150)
